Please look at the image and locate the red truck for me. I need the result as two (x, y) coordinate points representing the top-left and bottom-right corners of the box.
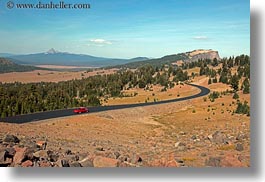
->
(73, 107), (89, 114)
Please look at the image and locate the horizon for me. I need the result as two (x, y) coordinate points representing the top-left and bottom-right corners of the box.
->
(0, 0), (250, 58)
(0, 48), (250, 60)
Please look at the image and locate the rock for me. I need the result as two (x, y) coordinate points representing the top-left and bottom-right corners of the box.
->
(33, 150), (48, 160)
(208, 131), (227, 144)
(191, 135), (197, 140)
(64, 154), (79, 162)
(175, 142), (186, 151)
(36, 141), (47, 150)
(69, 162), (82, 167)
(149, 156), (180, 167)
(47, 150), (59, 162)
(131, 155), (143, 164)
(77, 153), (89, 161)
(79, 157), (94, 167)
(114, 152), (121, 159)
(188, 50), (220, 62)
(61, 159), (70, 167)
(21, 160), (33, 167)
(24, 147), (35, 161)
(0, 150), (11, 166)
(95, 147), (104, 151)
(166, 160), (180, 167)
(65, 149), (72, 155)
(118, 155), (130, 162)
(5, 147), (16, 159)
(236, 133), (247, 141)
(0, 150), (7, 164)
(207, 134), (213, 141)
(39, 161), (51, 167)
(3, 135), (20, 143)
(93, 156), (119, 167)
(179, 131), (186, 135)
(235, 143), (244, 151)
(13, 147), (27, 165)
(205, 157), (221, 167)
(21, 140), (39, 151)
(220, 155), (244, 167)
(200, 153), (207, 157)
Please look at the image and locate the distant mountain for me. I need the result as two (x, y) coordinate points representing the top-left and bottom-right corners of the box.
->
(0, 57), (43, 73)
(4, 49), (150, 67)
(114, 49), (221, 68)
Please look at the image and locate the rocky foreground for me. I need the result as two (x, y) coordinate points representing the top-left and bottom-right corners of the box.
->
(0, 132), (249, 167)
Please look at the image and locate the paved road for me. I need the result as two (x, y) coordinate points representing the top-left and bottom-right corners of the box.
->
(1, 84), (210, 124)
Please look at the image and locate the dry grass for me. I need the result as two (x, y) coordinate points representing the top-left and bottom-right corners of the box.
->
(0, 69), (118, 83)
(0, 78), (250, 167)
(103, 84), (200, 105)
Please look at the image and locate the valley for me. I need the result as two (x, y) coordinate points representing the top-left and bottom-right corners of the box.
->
(0, 49), (250, 167)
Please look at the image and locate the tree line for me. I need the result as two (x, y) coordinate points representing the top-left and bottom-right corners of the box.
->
(0, 65), (189, 118)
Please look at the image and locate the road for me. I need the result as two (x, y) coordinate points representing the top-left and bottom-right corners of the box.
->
(1, 84), (210, 124)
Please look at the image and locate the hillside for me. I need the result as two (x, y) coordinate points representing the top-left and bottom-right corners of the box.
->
(113, 49), (220, 68)
(113, 53), (189, 68)
(0, 57), (40, 73)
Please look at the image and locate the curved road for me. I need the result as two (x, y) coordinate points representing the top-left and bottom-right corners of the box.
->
(1, 84), (210, 124)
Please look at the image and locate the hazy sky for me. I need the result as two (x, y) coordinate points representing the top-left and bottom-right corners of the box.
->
(0, 0), (250, 58)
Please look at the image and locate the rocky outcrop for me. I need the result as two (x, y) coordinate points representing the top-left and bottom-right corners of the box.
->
(0, 134), (144, 167)
(185, 49), (221, 62)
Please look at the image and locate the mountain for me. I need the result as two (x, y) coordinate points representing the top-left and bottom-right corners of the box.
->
(114, 49), (221, 68)
(5, 49), (149, 67)
(0, 57), (41, 73)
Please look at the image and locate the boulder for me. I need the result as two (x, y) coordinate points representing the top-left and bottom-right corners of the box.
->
(3, 135), (20, 143)
(235, 143), (244, 151)
(21, 160), (33, 167)
(205, 157), (222, 167)
(220, 155), (244, 167)
(64, 154), (79, 162)
(13, 147), (27, 165)
(36, 141), (47, 150)
(79, 157), (94, 167)
(131, 154), (143, 164)
(175, 142), (186, 151)
(93, 156), (119, 167)
(61, 159), (70, 167)
(5, 147), (16, 159)
(47, 151), (59, 162)
(69, 162), (82, 167)
(236, 133), (247, 141)
(64, 149), (72, 155)
(33, 150), (48, 160)
(149, 157), (180, 167)
(114, 152), (121, 159)
(0, 150), (7, 164)
(38, 161), (52, 167)
(0, 150), (11, 167)
(208, 131), (227, 144)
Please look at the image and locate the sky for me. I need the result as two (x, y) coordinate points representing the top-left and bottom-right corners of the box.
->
(0, 0), (250, 58)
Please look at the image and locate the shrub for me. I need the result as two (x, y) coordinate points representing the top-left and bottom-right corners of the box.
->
(209, 91), (220, 102)
(235, 101), (250, 116)
(233, 92), (239, 100)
